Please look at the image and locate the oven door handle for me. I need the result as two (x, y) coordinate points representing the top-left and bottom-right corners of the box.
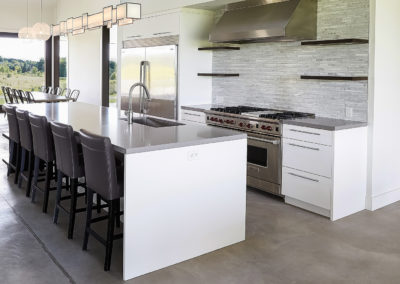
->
(248, 136), (280, 145)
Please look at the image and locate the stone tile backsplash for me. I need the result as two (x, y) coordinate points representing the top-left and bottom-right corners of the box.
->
(212, 0), (370, 122)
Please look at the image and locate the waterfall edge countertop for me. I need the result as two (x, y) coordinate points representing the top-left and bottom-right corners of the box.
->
(9, 102), (246, 154)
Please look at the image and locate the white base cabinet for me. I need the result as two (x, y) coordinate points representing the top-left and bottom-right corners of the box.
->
(282, 124), (367, 221)
(181, 109), (206, 124)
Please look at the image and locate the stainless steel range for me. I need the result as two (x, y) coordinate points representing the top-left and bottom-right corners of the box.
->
(204, 106), (314, 196)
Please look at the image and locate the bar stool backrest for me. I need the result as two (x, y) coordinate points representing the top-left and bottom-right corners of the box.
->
(51, 122), (83, 178)
(3, 105), (20, 143)
(79, 129), (119, 201)
(16, 109), (33, 151)
(29, 113), (55, 162)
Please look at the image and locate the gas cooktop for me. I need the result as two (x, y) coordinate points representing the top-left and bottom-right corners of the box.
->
(206, 105), (314, 136)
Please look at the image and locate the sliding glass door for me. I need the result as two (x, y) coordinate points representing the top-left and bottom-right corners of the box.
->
(0, 35), (45, 104)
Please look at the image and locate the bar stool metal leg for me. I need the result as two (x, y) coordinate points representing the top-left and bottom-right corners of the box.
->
(104, 200), (116, 271)
(43, 161), (53, 213)
(31, 156), (40, 202)
(68, 178), (78, 239)
(53, 171), (64, 224)
(83, 188), (94, 251)
(18, 148), (26, 188)
(25, 151), (34, 197)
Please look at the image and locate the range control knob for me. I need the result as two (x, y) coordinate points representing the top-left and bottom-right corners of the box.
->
(266, 126), (273, 131)
(219, 119), (223, 123)
(239, 123), (244, 127)
(247, 124), (252, 128)
(261, 125), (267, 130)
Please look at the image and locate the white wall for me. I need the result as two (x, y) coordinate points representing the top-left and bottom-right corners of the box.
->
(367, 0), (400, 210)
(0, 0), (55, 33)
(68, 30), (102, 105)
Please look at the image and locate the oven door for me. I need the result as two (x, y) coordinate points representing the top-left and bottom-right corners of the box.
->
(247, 134), (281, 185)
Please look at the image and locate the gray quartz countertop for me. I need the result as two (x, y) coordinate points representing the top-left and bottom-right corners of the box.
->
(12, 102), (246, 154)
(181, 104), (223, 112)
(283, 117), (368, 131)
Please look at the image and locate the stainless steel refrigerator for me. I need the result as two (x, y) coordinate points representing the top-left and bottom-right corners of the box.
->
(121, 45), (178, 120)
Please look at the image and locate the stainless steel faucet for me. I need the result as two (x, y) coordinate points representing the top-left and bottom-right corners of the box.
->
(127, 82), (151, 124)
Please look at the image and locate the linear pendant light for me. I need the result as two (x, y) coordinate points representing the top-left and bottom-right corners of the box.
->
(50, 2), (141, 37)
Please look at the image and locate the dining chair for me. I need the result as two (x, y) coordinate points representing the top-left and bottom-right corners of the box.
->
(70, 90), (80, 102)
(19, 90), (28, 103)
(47, 86), (54, 94)
(40, 86), (47, 93)
(5, 87), (14, 104)
(62, 88), (71, 98)
(25, 91), (35, 103)
(2, 86), (10, 104)
(11, 89), (20, 104)
(54, 87), (63, 96)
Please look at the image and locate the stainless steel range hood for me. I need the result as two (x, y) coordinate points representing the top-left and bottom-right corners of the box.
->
(209, 0), (317, 43)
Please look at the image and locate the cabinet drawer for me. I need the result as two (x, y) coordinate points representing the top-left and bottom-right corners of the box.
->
(283, 138), (332, 178)
(283, 124), (332, 146)
(282, 167), (331, 210)
(181, 109), (206, 124)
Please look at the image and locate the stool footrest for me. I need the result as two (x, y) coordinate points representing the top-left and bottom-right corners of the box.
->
(91, 216), (109, 223)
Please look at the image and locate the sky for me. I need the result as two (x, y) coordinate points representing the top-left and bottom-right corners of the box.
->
(0, 38), (45, 61)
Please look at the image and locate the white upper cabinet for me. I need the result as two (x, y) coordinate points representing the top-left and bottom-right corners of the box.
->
(122, 11), (180, 40)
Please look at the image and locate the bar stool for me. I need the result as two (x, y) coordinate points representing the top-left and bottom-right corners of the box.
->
(51, 122), (88, 239)
(16, 109), (35, 197)
(29, 113), (57, 213)
(3, 105), (21, 184)
(79, 129), (123, 271)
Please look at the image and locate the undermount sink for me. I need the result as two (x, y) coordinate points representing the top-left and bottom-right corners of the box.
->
(122, 116), (184, 128)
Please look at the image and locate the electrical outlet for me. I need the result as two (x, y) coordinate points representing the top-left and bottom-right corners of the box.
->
(187, 151), (199, 161)
(345, 106), (353, 118)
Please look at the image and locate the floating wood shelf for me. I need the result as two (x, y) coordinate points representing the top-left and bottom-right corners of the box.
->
(198, 47), (240, 51)
(198, 73), (239, 77)
(301, 75), (368, 81)
(301, 38), (369, 46)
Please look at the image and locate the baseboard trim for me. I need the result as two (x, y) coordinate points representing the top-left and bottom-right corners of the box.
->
(370, 187), (400, 211)
(285, 197), (331, 219)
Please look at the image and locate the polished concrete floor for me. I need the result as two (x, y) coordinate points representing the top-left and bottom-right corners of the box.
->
(1, 116), (400, 284)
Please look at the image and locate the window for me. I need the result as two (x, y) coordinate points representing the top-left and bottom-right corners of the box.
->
(59, 36), (68, 89)
(0, 36), (45, 104)
(109, 26), (117, 108)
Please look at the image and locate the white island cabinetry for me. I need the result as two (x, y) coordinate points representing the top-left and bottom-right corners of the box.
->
(282, 123), (367, 221)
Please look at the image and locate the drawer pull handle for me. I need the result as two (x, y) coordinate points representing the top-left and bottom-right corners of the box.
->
(153, 32), (171, 35)
(288, 172), (319, 183)
(288, 143), (320, 151)
(184, 113), (201, 117)
(289, 129), (321, 136)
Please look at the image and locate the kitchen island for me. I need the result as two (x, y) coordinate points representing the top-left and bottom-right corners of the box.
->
(13, 102), (247, 280)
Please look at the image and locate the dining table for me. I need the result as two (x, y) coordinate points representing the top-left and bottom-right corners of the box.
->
(31, 91), (73, 103)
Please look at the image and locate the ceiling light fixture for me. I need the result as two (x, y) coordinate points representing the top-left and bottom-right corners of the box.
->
(49, 2), (141, 37)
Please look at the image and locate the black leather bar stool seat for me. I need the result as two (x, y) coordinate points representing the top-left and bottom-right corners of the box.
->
(29, 113), (57, 213)
(51, 122), (89, 239)
(3, 105), (21, 184)
(16, 109), (36, 197)
(79, 129), (123, 271)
